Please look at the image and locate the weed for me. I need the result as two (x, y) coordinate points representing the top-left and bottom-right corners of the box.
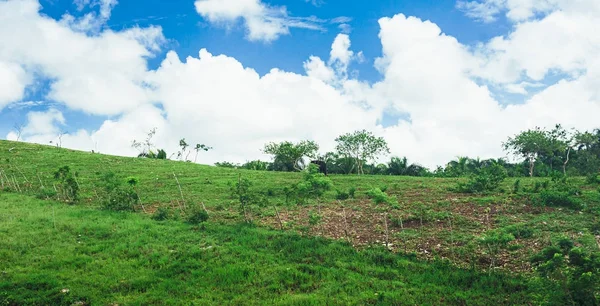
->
(152, 207), (170, 221)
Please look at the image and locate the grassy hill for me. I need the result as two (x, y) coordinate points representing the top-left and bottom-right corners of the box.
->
(1, 140), (599, 305)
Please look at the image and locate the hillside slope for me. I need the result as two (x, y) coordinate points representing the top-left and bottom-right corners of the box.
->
(0, 140), (598, 273)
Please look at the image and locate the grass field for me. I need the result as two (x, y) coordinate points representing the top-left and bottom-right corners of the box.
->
(0, 140), (599, 305)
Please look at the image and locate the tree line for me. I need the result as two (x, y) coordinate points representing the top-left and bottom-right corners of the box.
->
(217, 125), (600, 178)
(131, 125), (600, 178)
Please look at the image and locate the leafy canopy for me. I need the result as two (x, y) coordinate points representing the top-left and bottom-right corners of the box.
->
(263, 140), (319, 171)
(335, 129), (390, 175)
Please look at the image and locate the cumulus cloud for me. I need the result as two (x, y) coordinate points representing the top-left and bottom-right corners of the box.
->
(3, 0), (600, 169)
(0, 0), (164, 115)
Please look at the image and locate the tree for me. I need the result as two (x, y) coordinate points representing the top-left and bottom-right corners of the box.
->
(503, 127), (551, 177)
(388, 156), (408, 175)
(263, 140), (319, 172)
(547, 124), (574, 176)
(335, 130), (390, 175)
(193, 143), (212, 163)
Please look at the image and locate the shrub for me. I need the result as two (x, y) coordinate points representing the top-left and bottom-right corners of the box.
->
(348, 187), (356, 199)
(366, 188), (396, 205)
(536, 190), (584, 210)
(585, 173), (600, 185)
(98, 172), (139, 212)
(53, 166), (79, 203)
(380, 185), (388, 192)
(152, 207), (170, 221)
(297, 164), (333, 201)
(336, 190), (350, 200)
(186, 206), (209, 225)
(531, 239), (600, 305)
(501, 223), (533, 239)
(457, 164), (507, 193)
(35, 187), (57, 200)
(512, 179), (521, 194)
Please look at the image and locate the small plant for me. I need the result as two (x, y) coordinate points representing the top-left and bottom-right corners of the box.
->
(479, 231), (515, 272)
(98, 172), (139, 212)
(297, 164), (333, 202)
(366, 188), (397, 205)
(35, 187), (57, 200)
(456, 164), (507, 193)
(186, 205), (209, 225)
(380, 185), (388, 192)
(230, 175), (263, 222)
(336, 190), (350, 200)
(53, 166), (79, 203)
(536, 190), (584, 210)
(586, 172), (600, 185)
(512, 179), (521, 194)
(308, 211), (322, 226)
(348, 187), (356, 199)
(501, 223), (533, 239)
(530, 238), (600, 305)
(152, 207), (170, 221)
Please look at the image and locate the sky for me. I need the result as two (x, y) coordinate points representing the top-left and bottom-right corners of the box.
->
(1, 0), (599, 168)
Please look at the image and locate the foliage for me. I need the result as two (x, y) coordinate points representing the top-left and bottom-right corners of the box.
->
(152, 206), (170, 221)
(531, 238), (600, 305)
(586, 173), (600, 185)
(297, 164), (333, 201)
(53, 166), (79, 203)
(263, 140), (319, 172)
(479, 231), (515, 271)
(513, 179), (521, 194)
(457, 163), (507, 193)
(215, 161), (239, 168)
(185, 205), (209, 225)
(503, 127), (552, 177)
(98, 172), (139, 212)
(335, 130), (390, 175)
(366, 188), (397, 205)
(536, 190), (584, 210)
(336, 190), (350, 200)
(241, 160), (270, 171)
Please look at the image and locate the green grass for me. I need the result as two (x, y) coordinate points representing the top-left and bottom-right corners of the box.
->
(1, 192), (533, 305)
(1, 140), (599, 304)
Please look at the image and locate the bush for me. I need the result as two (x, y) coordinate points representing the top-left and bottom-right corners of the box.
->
(336, 190), (350, 200)
(348, 187), (356, 199)
(152, 207), (170, 221)
(536, 190), (584, 210)
(512, 179), (521, 194)
(457, 164), (507, 193)
(531, 239), (600, 305)
(501, 223), (533, 239)
(186, 206), (209, 225)
(98, 172), (139, 212)
(586, 173), (600, 185)
(366, 188), (396, 205)
(35, 187), (57, 200)
(53, 166), (79, 203)
(297, 164), (333, 201)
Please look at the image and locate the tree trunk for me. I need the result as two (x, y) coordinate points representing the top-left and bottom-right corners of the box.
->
(529, 157), (535, 177)
(563, 147), (571, 176)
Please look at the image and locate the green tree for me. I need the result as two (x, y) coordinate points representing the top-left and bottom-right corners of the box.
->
(503, 127), (551, 177)
(263, 140), (319, 172)
(335, 130), (390, 175)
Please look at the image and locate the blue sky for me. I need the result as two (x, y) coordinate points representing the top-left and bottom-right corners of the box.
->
(1, 0), (598, 167)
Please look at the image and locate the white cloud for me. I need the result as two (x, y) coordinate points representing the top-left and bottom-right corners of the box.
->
(3, 0), (600, 169)
(0, 62), (29, 109)
(194, 0), (322, 42)
(0, 0), (164, 115)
